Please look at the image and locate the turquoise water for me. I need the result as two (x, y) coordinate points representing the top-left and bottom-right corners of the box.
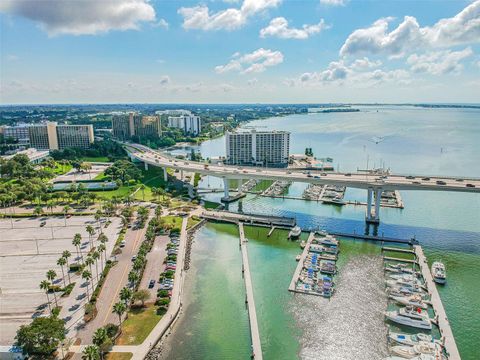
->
(162, 106), (480, 359)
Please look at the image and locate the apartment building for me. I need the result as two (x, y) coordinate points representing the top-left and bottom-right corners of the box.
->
(112, 113), (162, 140)
(167, 114), (201, 135)
(225, 130), (290, 167)
(28, 122), (94, 150)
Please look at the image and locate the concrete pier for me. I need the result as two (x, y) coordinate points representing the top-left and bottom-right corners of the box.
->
(238, 223), (263, 360)
(414, 245), (461, 360)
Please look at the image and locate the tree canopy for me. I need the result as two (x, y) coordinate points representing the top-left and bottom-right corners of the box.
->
(15, 316), (65, 358)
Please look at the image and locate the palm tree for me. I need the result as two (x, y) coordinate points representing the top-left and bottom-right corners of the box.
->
(57, 257), (67, 288)
(82, 270), (92, 300)
(82, 345), (100, 360)
(86, 225), (95, 250)
(112, 301), (126, 326)
(62, 205), (71, 226)
(85, 257), (94, 284)
(139, 184), (146, 201)
(39, 280), (52, 313)
(46, 270), (58, 307)
(92, 328), (108, 359)
(33, 205), (43, 217)
(62, 250), (72, 284)
(94, 210), (103, 233)
(72, 233), (84, 263)
(98, 244), (106, 270)
(46, 199), (55, 214)
(120, 287), (132, 307)
(92, 251), (100, 281)
(98, 233), (108, 245)
(128, 271), (139, 289)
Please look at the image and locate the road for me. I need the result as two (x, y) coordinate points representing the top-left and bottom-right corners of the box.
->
(138, 235), (169, 302)
(126, 142), (480, 193)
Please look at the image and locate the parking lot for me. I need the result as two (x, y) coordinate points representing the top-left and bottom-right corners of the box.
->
(53, 164), (110, 182)
(0, 216), (122, 345)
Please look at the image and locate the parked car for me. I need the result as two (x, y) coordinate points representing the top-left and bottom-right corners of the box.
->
(436, 180), (447, 185)
(40, 221), (46, 227)
(120, 240), (126, 248)
(466, 183), (476, 188)
(344, 173), (352, 177)
(422, 177), (430, 181)
(455, 178), (464, 182)
(148, 280), (155, 288)
(131, 255), (137, 261)
(406, 175), (415, 179)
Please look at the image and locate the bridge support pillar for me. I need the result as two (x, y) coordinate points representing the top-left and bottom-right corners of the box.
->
(144, 162), (149, 171)
(365, 187), (381, 224)
(223, 178), (229, 199)
(163, 168), (168, 183)
(180, 170), (184, 180)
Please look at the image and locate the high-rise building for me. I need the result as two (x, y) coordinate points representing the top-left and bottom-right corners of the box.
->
(0, 124), (31, 145)
(28, 122), (93, 150)
(225, 130), (290, 167)
(112, 113), (161, 140)
(167, 114), (201, 135)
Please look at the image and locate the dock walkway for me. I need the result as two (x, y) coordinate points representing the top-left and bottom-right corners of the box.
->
(382, 246), (415, 254)
(238, 223), (263, 360)
(288, 232), (315, 292)
(414, 245), (461, 360)
(329, 232), (415, 244)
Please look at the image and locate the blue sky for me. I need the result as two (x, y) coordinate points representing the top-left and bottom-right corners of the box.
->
(1, 0), (479, 104)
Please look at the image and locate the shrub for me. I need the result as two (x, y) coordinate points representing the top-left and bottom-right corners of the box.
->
(104, 323), (119, 340)
(155, 297), (170, 306)
(157, 290), (169, 298)
(61, 282), (76, 297)
(69, 263), (82, 272)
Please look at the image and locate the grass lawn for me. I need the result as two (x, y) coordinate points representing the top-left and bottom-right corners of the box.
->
(81, 156), (110, 162)
(97, 186), (135, 200)
(116, 305), (162, 345)
(187, 216), (200, 229)
(44, 162), (72, 176)
(203, 200), (221, 209)
(161, 215), (183, 232)
(105, 353), (132, 360)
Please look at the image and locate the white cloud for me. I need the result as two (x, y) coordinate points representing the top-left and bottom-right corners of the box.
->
(320, 0), (346, 6)
(0, 0), (156, 36)
(407, 47), (473, 75)
(215, 48), (284, 74)
(247, 78), (258, 86)
(178, 0), (281, 31)
(260, 17), (329, 39)
(340, 0), (480, 57)
(350, 57), (382, 70)
(6, 54), (19, 61)
(153, 18), (169, 29)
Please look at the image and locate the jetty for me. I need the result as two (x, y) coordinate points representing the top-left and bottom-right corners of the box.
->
(329, 231), (415, 245)
(288, 232), (315, 293)
(238, 223), (263, 360)
(414, 245), (461, 360)
(382, 246), (415, 254)
(201, 210), (295, 228)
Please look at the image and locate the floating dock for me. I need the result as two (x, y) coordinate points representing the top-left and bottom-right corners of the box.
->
(414, 245), (461, 360)
(238, 223), (263, 360)
(382, 246), (415, 254)
(288, 232), (315, 292)
(328, 232), (415, 245)
(201, 210), (296, 228)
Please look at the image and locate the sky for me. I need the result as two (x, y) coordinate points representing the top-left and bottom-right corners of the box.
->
(0, 0), (479, 104)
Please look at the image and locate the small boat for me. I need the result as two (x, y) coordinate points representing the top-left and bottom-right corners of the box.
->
(385, 307), (432, 330)
(315, 234), (339, 246)
(388, 332), (433, 346)
(389, 294), (428, 309)
(300, 241), (306, 249)
(390, 342), (438, 359)
(385, 263), (416, 274)
(388, 274), (419, 281)
(289, 226), (302, 239)
(319, 260), (336, 275)
(386, 278), (423, 288)
(295, 255), (302, 261)
(385, 356), (436, 360)
(431, 262), (446, 284)
(387, 285), (427, 296)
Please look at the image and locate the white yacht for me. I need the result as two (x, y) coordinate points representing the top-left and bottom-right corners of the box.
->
(389, 294), (429, 309)
(289, 225), (302, 239)
(385, 307), (432, 330)
(431, 262), (446, 284)
(388, 332), (433, 346)
(390, 342), (438, 359)
(385, 355), (436, 360)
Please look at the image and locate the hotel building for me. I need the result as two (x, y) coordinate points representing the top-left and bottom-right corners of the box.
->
(112, 113), (162, 140)
(225, 130), (290, 167)
(29, 122), (94, 150)
(167, 114), (202, 136)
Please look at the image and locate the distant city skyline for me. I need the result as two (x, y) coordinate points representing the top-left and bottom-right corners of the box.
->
(1, 0), (479, 104)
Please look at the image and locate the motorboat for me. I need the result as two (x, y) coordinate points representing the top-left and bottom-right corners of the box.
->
(389, 294), (429, 310)
(385, 263), (416, 274)
(390, 342), (438, 359)
(315, 234), (339, 246)
(386, 278), (423, 288)
(388, 332), (433, 346)
(385, 355), (436, 360)
(289, 226), (302, 239)
(385, 307), (432, 330)
(387, 285), (427, 296)
(319, 260), (336, 275)
(431, 262), (446, 285)
(295, 255), (302, 261)
(388, 273), (419, 281)
(300, 241), (306, 249)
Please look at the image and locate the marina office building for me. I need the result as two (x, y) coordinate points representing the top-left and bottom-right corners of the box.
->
(1, 122), (94, 150)
(167, 113), (202, 136)
(226, 130), (290, 167)
(112, 113), (162, 140)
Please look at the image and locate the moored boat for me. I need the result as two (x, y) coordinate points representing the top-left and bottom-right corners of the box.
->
(390, 342), (438, 359)
(431, 262), (446, 284)
(389, 294), (429, 309)
(388, 332), (433, 346)
(385, 307), (432, 330)
(289, 225), (302, 239)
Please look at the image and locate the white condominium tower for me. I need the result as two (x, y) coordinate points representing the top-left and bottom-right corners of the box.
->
(225, 130), (290, 167)
(167, 113), (201, 136)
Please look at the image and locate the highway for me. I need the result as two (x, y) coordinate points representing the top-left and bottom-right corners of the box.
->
(126, 143), (480, 193)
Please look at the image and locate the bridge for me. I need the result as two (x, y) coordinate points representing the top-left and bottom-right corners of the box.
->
(124, 142), (480, 224)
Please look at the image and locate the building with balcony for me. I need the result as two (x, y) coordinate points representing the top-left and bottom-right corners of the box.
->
(112, 113), (161, 140)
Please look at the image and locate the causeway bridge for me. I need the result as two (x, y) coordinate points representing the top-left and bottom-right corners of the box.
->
(124, 142), (480, 224)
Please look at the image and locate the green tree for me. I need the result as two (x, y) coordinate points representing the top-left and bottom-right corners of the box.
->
(120, 287), (132, 307)
(133, 289), (151, 307)
(39, 280), (51, 313)
(112, 301), (126, 326)
(33, 205), (43, 217)
(85, 257), (94, 282)
(86, 225), (95, 250)
(46, 270), (58, 307)
(82, 270), (92, 300)
(95, 210), (103, 233)
(62, 250), (72, 284)
(98, 243), (106, 270)
(82, 345), (100, 360)
(72, 233), (84, 264)
(56, 257), (67, 288)
(139, 183), (146, 201)
(15, 316), (65, 358)
(128, 271), (139, 289)
(92, 251), (100, 282)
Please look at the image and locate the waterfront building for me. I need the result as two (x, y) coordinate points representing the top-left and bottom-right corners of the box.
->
(112, 113), (162, 140)
(28, 122), (94, 150)
(167, 114), (201, 135)
(226, 130), (290, 167)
